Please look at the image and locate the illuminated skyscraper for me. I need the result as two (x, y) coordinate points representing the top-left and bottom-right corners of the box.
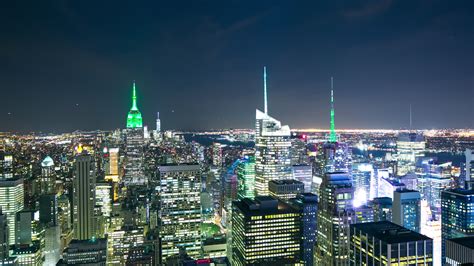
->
(255, 67), (291, 196)
(350, 221), (433, 265)
(157, 164), (202, 264)
(289, 193), (318, 266)
(126, 81), (143, 128)
(236, 156), (255, 199)
(292, 164), (313, 193)
(0, 209), (10, 263)
(0, 177), (24, 245)
(315, 80), (352, 178)
(315, 172), (356, 265)
(232, 196), (301, 265)
(73, 154), (96, 240)
(156, 112), (161, 132)
(396, 132), (425, 176)
(123, 82), (146, 185)
(441, 188), (474, 264)
(465, 149), (474, 189)
(212, 142), (223, 167)
(40, 156), (55, 194)
(393, 189), (421, 232)
(105, 148), (119, 182)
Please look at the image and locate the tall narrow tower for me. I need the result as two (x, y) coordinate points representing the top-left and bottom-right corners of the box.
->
(254, 67), (292, 195)
(263, 66), (268, 114)
(329, 77), (337, 143)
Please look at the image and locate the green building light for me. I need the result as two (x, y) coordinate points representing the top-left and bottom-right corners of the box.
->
(126, 81), (143, 128)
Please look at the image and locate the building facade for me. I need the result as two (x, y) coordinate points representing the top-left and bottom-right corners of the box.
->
(350, 221), (433, 265)
(232, 196), (301, 265)
(157, 164), (202, 264)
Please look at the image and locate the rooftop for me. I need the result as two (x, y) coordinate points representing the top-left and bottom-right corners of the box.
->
(269, 179), (304, 185)
(447, 236), (474, 249)
(352, 221), (431, 244)
(233, 196), (297, 216)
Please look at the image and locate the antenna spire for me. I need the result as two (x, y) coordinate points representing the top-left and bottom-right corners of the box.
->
(409, 104), (412, 130)
(329, 77), (337, 142)
(263, 66), (268, 114)
(131, 81), (138, 110)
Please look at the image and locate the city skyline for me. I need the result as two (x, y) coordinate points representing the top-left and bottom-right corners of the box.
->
(1, 1), (473, 132)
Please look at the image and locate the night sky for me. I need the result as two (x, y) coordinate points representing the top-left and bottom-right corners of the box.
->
(1, 1), (473, 132)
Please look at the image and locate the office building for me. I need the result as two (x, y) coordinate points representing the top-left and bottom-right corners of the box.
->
(156, 112), (161, 132)
(0, 209), (11, 264)
(315, 172), (355, 265)
(292, 164), (312, 193)
(157, 164), (202, 264)
(39, 156), (55, 195)
(350, 221), (433, 265)
(371, 197), (393, 222)
(236, 156), (255, 200)
(268, 179), (304, 200)
(39, 194), (57, 226)
(12, 243), (43, 266)
(105, 147), (119, 182)
(124, 82), (146, 185)
(0, 177), (24, 245)
(445, 236), (474, 265)
(352, 163), (374, 205)
(61, 238), (107, 265)
(441, 188), (474, 263)
(396, 132), (425, 176)
(315, 80), (352, 177)
(465, 149), (474, 189)
(232, 196), (301, 265)
(290, 137), (308, 165)
(73, 153), (96, 240)
(289, 193), (317, 266)
(254, 67), (292, 195)
(212, 142), (223, 167)
(393, 189), (421, 232)
(126, 81), (143, 128)
(15, 210), (33, 246)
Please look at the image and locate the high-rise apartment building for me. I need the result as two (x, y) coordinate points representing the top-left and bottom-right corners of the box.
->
(73, 153), (96, 240)
(157, 164), (202, 264)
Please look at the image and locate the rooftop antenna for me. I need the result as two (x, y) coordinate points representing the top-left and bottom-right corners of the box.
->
(409, 104), (412, 130)
(263, 66), (268, 114)
(329, 77), (337, 142)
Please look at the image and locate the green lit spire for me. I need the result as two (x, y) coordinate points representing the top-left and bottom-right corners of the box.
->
(126, 81), (143, 128)
(131, 81), (138, 111)
(329, 77), (337, 142)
